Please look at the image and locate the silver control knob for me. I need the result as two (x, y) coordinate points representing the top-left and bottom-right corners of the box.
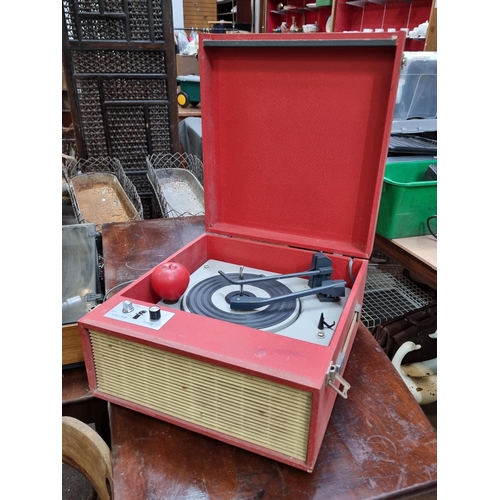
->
(149, 306), (161, 321)
(122, 300), (134, 313)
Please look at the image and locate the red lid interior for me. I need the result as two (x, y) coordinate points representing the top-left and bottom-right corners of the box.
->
(199, 33), (404, 259)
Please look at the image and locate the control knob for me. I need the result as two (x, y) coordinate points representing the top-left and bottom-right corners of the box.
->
(122, 300), (134, 313)
(149, 306), (161, 321)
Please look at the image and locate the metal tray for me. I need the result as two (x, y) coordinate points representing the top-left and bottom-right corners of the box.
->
(153, 167), (205, 217)
(69, 172), (140, 226)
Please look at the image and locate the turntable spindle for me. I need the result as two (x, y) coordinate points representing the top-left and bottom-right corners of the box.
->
(239, 266), (244, 295)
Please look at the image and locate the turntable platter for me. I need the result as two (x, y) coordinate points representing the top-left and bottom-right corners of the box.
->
(183, 273), (300, 331)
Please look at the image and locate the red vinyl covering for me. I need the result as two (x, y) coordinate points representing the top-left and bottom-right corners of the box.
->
(199, 33), (404, 259)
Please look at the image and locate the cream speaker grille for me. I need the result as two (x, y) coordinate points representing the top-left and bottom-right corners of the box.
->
(89, 331), (312, 461)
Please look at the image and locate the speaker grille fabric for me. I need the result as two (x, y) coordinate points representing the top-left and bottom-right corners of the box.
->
(89, 330), (312, 461)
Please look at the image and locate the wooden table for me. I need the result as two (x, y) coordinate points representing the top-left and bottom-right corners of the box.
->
(179, 104), (201, 122)
(62, 366), (110, 446)
(374, 234), (437, 289)
(100, 217), (437, 500)
(109, 324), (437, 499)
(101, 216), (205, 294)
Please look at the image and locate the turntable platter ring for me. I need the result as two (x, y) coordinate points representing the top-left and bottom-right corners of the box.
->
(183, 273), (300, 331)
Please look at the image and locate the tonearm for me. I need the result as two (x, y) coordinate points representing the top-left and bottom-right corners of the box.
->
(219, 252), (347, 311)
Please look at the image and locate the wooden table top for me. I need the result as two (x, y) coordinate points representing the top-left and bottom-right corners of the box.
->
(62, 366), (92, 403)
(179, 104), (201, 121)
(101, 216), (205, 293)
(99, 217), (437, 500)
(374, 233), (437, 289)
(390, 235), (437, 271)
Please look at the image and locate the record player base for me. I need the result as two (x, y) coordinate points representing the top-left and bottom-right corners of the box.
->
(79, 233), (368, 471)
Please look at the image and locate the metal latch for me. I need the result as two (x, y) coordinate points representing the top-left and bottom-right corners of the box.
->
(327, 359), (351, 399)
(325, 304), (361, 399)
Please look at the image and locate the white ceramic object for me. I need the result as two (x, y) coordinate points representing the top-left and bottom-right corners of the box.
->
(417, 21), (429, 37)
(392, 341), (437, 406)
(326, 15), (333, 33)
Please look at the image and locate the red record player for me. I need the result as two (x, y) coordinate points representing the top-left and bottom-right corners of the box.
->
(78, 32), (405, 472)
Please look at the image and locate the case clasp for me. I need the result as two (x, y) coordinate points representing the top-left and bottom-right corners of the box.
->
(325, 304), (361, 398)
(327, 362), (351, 399)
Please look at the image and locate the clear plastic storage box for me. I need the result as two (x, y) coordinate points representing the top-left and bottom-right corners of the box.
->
(392, 51), (437, 134)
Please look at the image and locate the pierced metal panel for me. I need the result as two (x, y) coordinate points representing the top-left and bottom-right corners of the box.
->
(71, 49), (166, 73)
(64, 0), (164, 41)
(79, 18), (127, 40)
(77, 0), (100, 13)
(102, 78), (168, 100)
(75, 78), (108, 156)
(107, 106), (149, 160)
(63, 0), (179, 217)
(149, 104), (171, 152)
(103, 0), (124, 13)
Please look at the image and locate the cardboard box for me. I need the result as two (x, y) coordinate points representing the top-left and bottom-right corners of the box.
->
(176, 54), (199, 76)
(62, 323), (84, 365)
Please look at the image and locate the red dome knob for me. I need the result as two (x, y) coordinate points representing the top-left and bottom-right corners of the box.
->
(151, 262), (190, 303)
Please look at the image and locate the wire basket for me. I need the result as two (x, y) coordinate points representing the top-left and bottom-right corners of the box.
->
(146, 152), (204, 218)
(361, 263), (433, 332)
(63, 156), (143, 230)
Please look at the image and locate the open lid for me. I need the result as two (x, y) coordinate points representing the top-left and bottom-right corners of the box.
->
(199, 33), (405, 259)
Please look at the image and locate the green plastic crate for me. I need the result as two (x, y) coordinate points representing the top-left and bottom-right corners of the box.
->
(376, 159), (437, 239)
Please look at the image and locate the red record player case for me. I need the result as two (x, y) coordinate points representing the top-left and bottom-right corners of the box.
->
(78, 32), (405, 472)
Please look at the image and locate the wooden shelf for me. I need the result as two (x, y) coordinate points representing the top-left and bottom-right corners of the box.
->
(270, 7), (305, 14)
(347, 0), (412, 5)
(216, 0), (252, 26)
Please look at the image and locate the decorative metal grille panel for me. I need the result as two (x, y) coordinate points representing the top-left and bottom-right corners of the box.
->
(107, 106), (149, 159)
(102, 78), (168, 100)
(62, 0), (179, 218)
(71, 49), (166, 74)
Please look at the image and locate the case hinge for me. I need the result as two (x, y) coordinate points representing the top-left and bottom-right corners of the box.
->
(327, 359), (351, 399)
